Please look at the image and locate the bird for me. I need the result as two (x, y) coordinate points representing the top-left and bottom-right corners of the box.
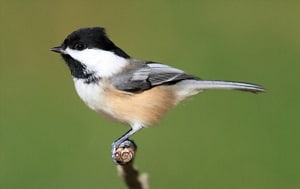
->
(51, 27), (265, 163)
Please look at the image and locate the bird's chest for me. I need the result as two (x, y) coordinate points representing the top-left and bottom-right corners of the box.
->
(73, 79), (113, 115)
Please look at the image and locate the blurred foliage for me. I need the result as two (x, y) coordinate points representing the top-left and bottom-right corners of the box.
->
(1, 0), (299, 189)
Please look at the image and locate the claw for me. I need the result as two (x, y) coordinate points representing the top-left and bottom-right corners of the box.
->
(110, 126), (143, 164)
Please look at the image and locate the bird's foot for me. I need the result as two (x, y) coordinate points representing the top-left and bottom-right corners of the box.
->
(111, 139), (137, 165)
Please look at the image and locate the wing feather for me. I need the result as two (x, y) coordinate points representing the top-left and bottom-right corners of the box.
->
(112, 61), (198, 92)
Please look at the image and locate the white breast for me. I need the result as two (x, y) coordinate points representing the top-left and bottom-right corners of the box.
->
(73, 79), (116, 117)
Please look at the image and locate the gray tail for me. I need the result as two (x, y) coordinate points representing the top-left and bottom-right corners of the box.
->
(196, 80), (266, 93)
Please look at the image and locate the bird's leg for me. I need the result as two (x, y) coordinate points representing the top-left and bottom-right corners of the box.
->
(111, 125), (143, 164)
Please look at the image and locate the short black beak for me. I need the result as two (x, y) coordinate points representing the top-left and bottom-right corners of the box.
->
(50, 46), (64, 54)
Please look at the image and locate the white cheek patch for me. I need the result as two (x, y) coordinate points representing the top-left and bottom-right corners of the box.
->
(65, 47), (129, 77)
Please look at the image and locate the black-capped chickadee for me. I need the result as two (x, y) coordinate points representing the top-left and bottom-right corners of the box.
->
(51, 27), (265, 162)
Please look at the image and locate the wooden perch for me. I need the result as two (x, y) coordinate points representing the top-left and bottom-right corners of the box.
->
(113, 140), (149, 189)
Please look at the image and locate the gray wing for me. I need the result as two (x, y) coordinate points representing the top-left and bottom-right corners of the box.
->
(112, 61), (199, 92)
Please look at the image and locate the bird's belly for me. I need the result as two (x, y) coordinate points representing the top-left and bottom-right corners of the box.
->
(74, 80), (177, 126)
(102, 85), (178, 126)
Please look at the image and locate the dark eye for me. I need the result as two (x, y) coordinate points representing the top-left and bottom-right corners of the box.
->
(74, 43), (86, 50)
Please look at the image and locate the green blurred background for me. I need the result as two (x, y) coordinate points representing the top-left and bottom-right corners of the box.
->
(1, 0), (299, 188)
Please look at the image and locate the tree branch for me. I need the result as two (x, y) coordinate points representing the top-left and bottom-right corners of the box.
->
(113, 140), (149, 189)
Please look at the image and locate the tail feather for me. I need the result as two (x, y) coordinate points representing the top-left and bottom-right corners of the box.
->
(195, 80), (266, 93)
